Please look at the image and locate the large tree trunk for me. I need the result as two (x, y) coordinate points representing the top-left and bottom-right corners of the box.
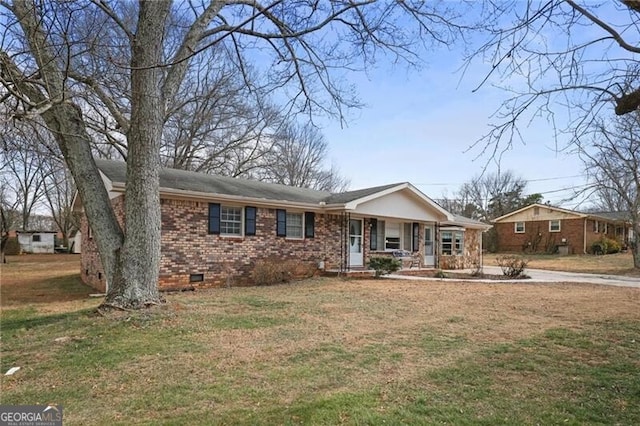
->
(103, 1), (170, 309)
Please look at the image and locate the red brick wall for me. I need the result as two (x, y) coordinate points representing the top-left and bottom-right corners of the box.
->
(495, 218), (586, 254)
(80, 195), (126, 292)
(158, 199), (343, 288)
(81, 197), (344, 291)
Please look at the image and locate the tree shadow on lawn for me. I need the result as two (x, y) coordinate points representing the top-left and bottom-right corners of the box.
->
(1, 274), (94, 306)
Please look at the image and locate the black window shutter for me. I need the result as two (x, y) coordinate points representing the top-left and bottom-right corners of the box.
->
(370, 219), (378, 250)
(208, 203), (220, 234)
(245, 206), (257, 236)
(412, 222), (420, 252)
(305, 212), (315, 238)
(276, 209), (286, 237)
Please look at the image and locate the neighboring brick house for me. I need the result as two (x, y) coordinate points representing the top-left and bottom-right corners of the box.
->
(493, 203), (633, 254)
(75, 160), (490, 291)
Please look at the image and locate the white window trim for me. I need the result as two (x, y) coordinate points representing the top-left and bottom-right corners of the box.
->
(549, 220), (561, 232)
(384, 221), (402, 251)
(514, 222), (525, 233)
(285, 211), (304, 239)
(220, 205), (244, 237)
(441, 230), (464, 256)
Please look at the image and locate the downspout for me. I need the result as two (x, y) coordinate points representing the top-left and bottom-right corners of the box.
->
(583, 218), (587, 254)
(480, 230), (484, 271)
(346, 212), (351, 271)
(435, 223), (439, 269)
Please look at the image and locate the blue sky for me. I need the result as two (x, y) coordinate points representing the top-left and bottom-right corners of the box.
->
(315, 5), (608, 209)
(320, 47), (587, 207)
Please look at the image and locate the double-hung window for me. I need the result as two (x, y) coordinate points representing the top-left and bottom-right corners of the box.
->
(441, 230), (464, 255)
(549, 220), (561, 232)
(276, 210), (315, 239)
(220, 206), (242, 236)
(286, 212), (303, 239)
(209, 204), (257, 236)
(515, 222), (525, 233)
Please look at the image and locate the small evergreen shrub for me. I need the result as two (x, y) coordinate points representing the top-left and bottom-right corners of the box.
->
(368, 257), (402, 278)
(496, 255), (529, 278)
(434, 269), (448, 278)
(590, 237), (622, 255)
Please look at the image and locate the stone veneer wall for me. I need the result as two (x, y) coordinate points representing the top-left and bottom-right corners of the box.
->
(439, 228), (482, 269)
(80, 196), (344, 291)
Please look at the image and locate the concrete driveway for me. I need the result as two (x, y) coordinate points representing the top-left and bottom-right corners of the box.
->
(480, 266), (640, 288)
(388, 266), (640, 288)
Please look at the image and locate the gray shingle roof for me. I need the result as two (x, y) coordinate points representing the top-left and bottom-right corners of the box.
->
(444, 214), (492, 229)
(95, 160), (483, 228)
(97, 159), (331, 204)
(587, 211), (632, 222)
(323, 183), (404, 204)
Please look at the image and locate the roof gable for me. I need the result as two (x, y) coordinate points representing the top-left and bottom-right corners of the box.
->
(493, 203), (586, 223)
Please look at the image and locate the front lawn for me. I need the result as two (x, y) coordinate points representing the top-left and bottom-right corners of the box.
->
(2, 255), (640, 424)
(486, 251), (639, 276)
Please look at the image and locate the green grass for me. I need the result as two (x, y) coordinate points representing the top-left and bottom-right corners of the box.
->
(2, 275), (640, 424)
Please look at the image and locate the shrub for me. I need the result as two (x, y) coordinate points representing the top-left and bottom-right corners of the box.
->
(434, 269), (448, 278)
(368, 257), (402, 278)
(252, 259), (293, 286)
(590, 237), (622, 255)
(495, 255), (529, 278)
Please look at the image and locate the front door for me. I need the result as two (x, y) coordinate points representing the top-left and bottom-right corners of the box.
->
(349, 219), (363, 267)
(424, 225), (435, 267)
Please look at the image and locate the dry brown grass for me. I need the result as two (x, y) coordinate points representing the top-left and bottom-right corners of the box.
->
(2, 255), (640, 424)
(486, 251), (639, 276)
(1, 254), (93, 308)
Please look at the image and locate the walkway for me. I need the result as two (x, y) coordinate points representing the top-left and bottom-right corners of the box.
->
(388, 265), (640, 288)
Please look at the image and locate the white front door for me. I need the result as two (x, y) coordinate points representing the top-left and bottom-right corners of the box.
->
(424, 225), (435, 267)
(349, 219), (363, 267)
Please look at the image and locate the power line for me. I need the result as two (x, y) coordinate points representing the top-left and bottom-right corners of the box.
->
(413, 174), (584, 187)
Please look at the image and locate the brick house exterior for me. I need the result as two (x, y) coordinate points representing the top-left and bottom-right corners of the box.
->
(493, 203), (633, 254)
(77, 160), (490, 291)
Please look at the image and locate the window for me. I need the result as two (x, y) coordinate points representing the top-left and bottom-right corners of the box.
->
(286, 212), (303, 238)
(385, 222), (401, 250)
(549, 220), (561, 232)
(32, 234), (41, 242)
(220, 206), (242, 236)
(209, 203), (256, 236)
(189, 273), (204, 282)
(514, 222), (525, 233)
(276, 209), (314, 239)
(441, 230), (464, 255)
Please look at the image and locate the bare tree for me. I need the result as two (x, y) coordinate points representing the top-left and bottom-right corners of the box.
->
(0, 122), (49, 230)
(259, 122), (349, 192)
(42, 163), (79, 249)
(470, 1), (640, 157)
(0, 181), (20, 263)
(579, 113), (640, 268)
(1, 0), (474, 309)
(454, 171), (540, 222)
(440, 171), (542, 252)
